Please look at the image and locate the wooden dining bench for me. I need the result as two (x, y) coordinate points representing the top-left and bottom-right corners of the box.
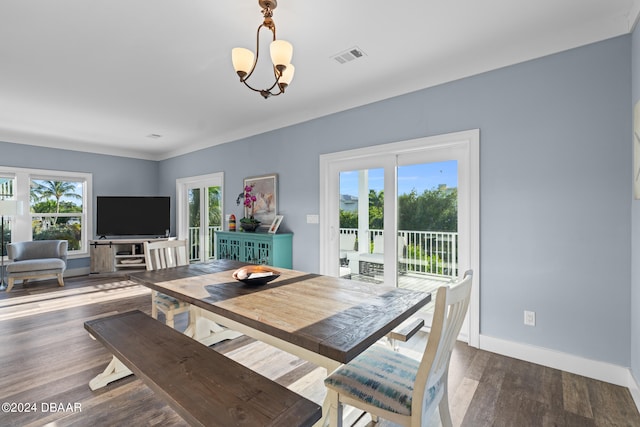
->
(84, 310), (322, 427)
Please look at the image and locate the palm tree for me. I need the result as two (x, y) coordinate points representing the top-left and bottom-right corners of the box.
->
(31, 181), (81, 225)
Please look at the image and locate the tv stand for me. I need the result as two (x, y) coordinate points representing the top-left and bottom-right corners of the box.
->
(90, 238), (168, 274)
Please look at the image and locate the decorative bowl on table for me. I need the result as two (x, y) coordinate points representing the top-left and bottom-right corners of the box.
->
(232, 265), (280, 286)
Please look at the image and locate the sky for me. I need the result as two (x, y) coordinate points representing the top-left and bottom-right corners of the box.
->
(340, 160), (458, 196)
(31, 179), (84, 205)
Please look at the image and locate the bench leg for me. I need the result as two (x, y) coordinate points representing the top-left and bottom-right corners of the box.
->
(89, 355), (133, 390)
(57, 273), (64, 287)
(6, 278), (14, 292)
(184, 307), (243, 346)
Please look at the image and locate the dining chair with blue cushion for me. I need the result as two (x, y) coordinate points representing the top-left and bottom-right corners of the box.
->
(324, 270), (473, 427)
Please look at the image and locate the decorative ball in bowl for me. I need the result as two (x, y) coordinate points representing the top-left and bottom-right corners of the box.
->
(232, 265), (280, 286)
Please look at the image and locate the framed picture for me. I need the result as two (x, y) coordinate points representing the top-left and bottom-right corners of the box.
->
(268, 215), (284, 234)
(244, 174), (278, 227)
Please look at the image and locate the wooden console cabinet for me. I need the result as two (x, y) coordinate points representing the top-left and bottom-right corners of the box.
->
(90, 238), (167, 274)
(215, 232), (292, 268)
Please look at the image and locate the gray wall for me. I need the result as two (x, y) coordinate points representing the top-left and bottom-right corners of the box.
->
(0, 142), (159, 270)
(631, 25), (640, 388)
(160, 35), (632, 367)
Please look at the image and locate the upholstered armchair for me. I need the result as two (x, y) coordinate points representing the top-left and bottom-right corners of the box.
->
(5, 240), (68, 292)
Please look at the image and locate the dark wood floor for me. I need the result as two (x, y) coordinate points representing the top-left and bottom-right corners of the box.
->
(1, 275), (639, 427)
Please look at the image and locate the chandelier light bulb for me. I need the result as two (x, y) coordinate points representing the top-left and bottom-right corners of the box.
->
(279, 63), (295, 86)
(230, 0), (294, 98)
(270, 40), (293, 68)
(232, 48), (255, 78)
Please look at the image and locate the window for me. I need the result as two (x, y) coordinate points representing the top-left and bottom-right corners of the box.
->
(0, 175), (16, 258)
(30, 179), (85, 251)
(0, 166), (92, 257)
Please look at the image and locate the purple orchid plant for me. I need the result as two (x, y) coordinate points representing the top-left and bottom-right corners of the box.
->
(236, 184), (260, 224)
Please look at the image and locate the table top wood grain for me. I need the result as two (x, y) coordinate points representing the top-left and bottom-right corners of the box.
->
(128, 259), (431, 364)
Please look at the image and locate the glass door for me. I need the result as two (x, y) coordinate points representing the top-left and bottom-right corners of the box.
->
(177, 173), (224, 263)
(396, 160), (459, 323)
(338, 168), (384, 281)
(321, 131), (478, 342)
(337, 162), (459, 318)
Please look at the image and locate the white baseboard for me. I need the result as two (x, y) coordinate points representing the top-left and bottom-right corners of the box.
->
(479, 334), (639, 413)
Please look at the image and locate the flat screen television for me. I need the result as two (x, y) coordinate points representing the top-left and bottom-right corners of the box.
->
(96, 196), (170, 238)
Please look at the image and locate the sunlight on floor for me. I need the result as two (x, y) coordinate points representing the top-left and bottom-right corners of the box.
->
(0, 280), (150, 321)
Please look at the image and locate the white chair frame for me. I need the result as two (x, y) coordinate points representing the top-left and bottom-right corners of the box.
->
(144, 239), (190, 328)
(326, 270), (473, 427)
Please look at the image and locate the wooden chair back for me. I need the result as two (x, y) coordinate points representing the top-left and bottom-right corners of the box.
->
(144, 240), (189, 271)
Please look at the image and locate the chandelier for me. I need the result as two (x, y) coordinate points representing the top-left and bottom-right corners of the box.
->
(231, 0), (295, 99)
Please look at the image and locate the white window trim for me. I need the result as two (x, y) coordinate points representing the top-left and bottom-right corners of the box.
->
(0, 166), (93, 258)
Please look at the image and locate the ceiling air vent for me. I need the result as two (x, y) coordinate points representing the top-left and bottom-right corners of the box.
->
(331, 47), (366, 64)
(146, 134), (162, 139)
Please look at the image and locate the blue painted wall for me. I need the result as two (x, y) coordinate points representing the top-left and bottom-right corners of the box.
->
(0, 142), (159, 270)
(0, 35), (633, 368)
(160, 36), (632, 366)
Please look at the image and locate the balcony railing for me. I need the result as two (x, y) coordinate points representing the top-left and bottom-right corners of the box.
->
(340, 228), (458, 279)
(188, 226), (222, 262)
(188, 226), (457, 279)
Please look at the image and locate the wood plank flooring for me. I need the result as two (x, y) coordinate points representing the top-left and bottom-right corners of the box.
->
(1, 275), (639, 427)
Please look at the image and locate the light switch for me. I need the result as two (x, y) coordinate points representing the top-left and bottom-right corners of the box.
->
(306, 214), (319, 224)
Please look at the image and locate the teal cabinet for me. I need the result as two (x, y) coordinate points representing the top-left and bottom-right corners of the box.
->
(216, 231), (293, 268)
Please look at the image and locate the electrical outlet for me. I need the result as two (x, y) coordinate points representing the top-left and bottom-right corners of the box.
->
(524, 310), (536, 326)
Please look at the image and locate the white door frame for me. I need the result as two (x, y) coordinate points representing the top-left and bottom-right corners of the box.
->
(319, 130), (480, 347)
(176, 172), (224, 262)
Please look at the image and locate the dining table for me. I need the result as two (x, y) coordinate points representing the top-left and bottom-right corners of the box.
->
(95, 259), (432, 425)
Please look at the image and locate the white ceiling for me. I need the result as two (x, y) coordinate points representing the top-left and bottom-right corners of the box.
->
(0, 0), (639, 161)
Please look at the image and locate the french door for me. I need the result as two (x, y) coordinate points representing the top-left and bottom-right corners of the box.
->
(176, 173), (224, 263)
(320, 130), (479, 345)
